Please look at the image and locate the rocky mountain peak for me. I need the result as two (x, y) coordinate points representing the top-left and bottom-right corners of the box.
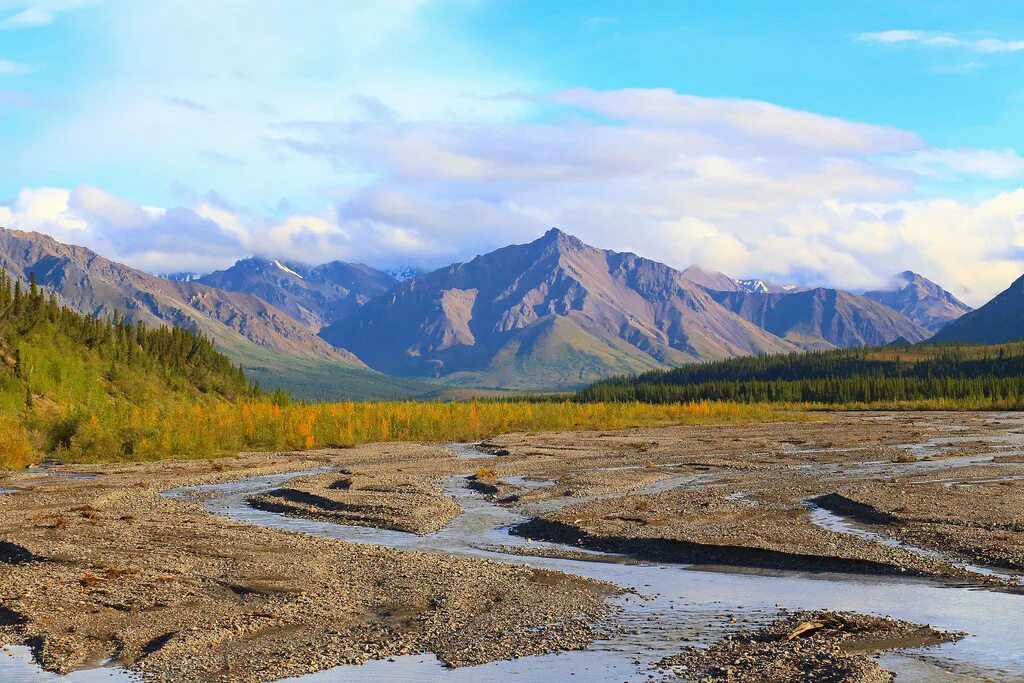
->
(538, 227), (586, 252)
(864, 271), (971, 333)
(320, 229), (797, 389)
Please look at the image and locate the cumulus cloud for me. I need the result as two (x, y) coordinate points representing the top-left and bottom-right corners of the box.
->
(891, 148), (1024, 180)
(3, 87), (1024, 307)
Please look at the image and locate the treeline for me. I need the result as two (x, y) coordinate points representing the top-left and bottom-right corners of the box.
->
(0, 270), (253, 399)
(0, 270), (262, 466)
(577, 345), (1024, 406)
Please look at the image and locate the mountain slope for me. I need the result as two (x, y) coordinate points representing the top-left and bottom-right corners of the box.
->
(0, 227), (358, 364)
(679, 265), (740, 292)
(709, 288), (931, 349)
(931, 274), (1024, 344)
(680, 266), (807, 295)
(864, 271), (971, 333)
(321, 229), (799, 389)
(0, 269), (255, 466)
(198, 257), (397, 331)
(0, 227), (436, 400)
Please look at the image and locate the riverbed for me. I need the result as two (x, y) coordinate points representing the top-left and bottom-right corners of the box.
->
(3, 412), (1024, 681)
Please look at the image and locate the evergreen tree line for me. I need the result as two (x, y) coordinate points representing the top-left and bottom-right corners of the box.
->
(0, 270), (255, 400)
(577, 345), (1024, 405)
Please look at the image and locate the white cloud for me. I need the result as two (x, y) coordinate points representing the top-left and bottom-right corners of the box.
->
(14, 1), (540, 211)
(858, 30), (1024, 53)
(3, 178), (1024, 307)
(3, 85), (1024, 307)
(69, 184), (153, 228)
(890, 148), (1024, 180)
(930, 61), (983, 74)
(549, 88), (921, 155)
(0, 187), (88, 240)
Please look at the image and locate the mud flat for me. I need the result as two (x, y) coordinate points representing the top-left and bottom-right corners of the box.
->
(3, 412), (1024, 682)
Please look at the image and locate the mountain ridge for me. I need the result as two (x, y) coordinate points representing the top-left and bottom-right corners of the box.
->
(0, 226), (359, 364)
(864, 271), (972, 333)
(931, 273), (1024, 344)
(709, 287), (931, 349)
(197, 256), (397, 331)
(321, 228), (800, 389)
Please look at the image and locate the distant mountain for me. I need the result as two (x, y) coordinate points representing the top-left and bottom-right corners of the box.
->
(930, 274), (1024, 344)
(321, 229), (799, 390)
(680, 266), (804, 295)
(736, 278), (805, 295)
(864, 271), (971, 333)
(0, 227), (362, 365)
(197, 257), (397, 331)
(386, 266), (426, 282)
(709, 288), (931, 350)
(679, 265), (740, 292)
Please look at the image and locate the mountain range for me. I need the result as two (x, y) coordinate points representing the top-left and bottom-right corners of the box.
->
(681, 267), (805, 296)
(321, 228), (797, 389)
(0, 227), (354, 360)
(683, 265), (969, 339)
(0, 227), (435, 401)
(0, 225), (986, 394)
(707, 288), (930, 349)
(197, 257), (397, 332)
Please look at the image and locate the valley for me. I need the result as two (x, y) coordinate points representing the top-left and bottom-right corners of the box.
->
(6, 6), (1024, 683)
(0, 225), (978, 397)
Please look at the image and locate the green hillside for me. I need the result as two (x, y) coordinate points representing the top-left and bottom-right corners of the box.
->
(0, 271), (259, 467)
(239, 350), (441, 402)
(437, 316), (671, 391)
(578, 343), (1024, 407)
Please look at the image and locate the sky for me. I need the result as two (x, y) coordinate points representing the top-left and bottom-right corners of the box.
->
(1, 1), (1023, 305)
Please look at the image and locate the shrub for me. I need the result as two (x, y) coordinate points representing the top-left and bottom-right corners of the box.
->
(0, 415), (34, 469)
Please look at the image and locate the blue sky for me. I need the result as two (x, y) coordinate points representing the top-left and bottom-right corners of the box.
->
(1, 1), (1023, 304)
(471, 1), (1023, 146)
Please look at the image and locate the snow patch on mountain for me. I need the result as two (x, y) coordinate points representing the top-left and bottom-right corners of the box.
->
(386, 266), (425, 281)
(272, 260), (304, 279)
